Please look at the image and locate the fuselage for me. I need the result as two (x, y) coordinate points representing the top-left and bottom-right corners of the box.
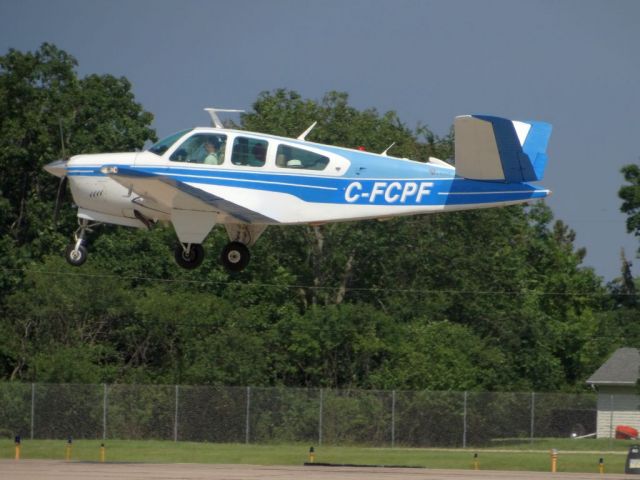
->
(44, 113), (553, 272)
(54, 126), (550, 228)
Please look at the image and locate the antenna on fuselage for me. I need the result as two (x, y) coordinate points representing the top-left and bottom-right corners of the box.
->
(204, 108), (245, 128)
(381, 142), (396, 156)
(297, 121), (317, 141)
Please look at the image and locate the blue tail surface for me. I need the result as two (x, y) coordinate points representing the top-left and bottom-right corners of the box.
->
(454, 115), (552, 183)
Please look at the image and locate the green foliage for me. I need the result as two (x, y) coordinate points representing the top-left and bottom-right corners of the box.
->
(241, 89), (435, 160)
(0, 42), (156, 265)
(0, 46), (632, 394)
(620, 164), (640, 241)
(371, 321), (507, 391)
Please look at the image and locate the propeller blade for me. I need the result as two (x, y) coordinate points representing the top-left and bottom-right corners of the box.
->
(53, 176), (68, 224)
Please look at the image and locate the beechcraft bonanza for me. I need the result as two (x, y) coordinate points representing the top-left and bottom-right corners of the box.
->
(44, 109), (552, 272)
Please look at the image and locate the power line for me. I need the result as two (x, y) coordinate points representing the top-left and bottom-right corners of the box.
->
(1, 267), (632, 298)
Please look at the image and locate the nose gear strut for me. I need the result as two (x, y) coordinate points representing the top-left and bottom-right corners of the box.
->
(64, 218), (100, 266)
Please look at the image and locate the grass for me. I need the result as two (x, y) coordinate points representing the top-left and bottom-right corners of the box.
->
(489, 436), (633, 452)
(0, 438), (636, 474)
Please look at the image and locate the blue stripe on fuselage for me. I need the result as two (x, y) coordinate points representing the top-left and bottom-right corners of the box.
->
(67, 165), (547, 206)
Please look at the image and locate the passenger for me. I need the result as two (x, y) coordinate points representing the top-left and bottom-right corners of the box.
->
(203, 137), (222, 165)
(232, 138), (249, 165)
(251, 143), (266, 166)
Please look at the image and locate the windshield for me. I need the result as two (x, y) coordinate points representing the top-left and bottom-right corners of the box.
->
(147, 129), (193, 156)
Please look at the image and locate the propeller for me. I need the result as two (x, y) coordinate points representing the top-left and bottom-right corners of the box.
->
(53, 175), (68, 224)
(47, 118), (70, 225)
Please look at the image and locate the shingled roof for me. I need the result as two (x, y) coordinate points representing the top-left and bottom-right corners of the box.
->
(586, 347), (640, 386)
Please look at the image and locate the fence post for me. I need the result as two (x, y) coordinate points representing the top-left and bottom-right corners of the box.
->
(609, 394), (614, 449)
(463, 391), (468, 448)
(391, 390), (396, 448)
(530, 391), (535, 444)
(174, 385), (179, 442)
(30, 383), (35, 440)
(245, 386), (251, 444)
(102, 384), (108, 441)
(318, 388), (323, 446)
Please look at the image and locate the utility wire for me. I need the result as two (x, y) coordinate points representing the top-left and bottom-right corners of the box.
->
(1, 267), (632, 298)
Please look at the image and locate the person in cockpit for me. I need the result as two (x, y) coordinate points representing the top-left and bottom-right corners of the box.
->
(203, 137), (222, 165)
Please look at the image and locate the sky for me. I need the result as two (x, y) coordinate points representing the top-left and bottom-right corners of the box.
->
(1, 0), (638, 281)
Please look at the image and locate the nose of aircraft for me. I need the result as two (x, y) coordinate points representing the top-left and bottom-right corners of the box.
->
(43, 159), (68, 178)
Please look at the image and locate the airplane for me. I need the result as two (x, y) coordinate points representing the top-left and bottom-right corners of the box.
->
(44, 109), (552, 272)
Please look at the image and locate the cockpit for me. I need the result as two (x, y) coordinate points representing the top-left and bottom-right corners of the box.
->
(169, 133), (227, 165)
(144, 128), (347, 175)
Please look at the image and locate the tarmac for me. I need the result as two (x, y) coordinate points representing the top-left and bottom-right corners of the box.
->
(0, 460), (635, 479)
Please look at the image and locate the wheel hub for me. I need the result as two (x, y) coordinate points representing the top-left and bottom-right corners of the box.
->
(227, 250), (241, 263)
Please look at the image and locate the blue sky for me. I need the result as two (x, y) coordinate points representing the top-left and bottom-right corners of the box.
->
(1, 0), (638, 281)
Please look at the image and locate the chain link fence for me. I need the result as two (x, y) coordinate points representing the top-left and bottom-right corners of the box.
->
(0, 383), (600, 446)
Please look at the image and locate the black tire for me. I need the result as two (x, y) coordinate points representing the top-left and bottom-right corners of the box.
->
(220, 241), (250, 272)
(64, 243), (88, 267)
(174, 243), (205, 269)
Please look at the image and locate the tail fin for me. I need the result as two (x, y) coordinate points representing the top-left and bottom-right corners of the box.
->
(454, 115), (552, 183)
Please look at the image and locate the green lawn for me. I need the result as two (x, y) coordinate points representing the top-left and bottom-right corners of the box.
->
(0, 438), (635, 474)
(488, 436), (632, 452)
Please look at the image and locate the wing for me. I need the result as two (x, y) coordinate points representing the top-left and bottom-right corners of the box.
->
(104, 166), (277, 224)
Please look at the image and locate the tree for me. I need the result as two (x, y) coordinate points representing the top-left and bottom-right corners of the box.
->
(619, 163), (640, 244)
(0, 43), (155, 267)
(0, 82), (615, 392)
(240, 89), (454, 307)
(0, 256), (134, 382)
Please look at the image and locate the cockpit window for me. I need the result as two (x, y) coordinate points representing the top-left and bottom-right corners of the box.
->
(147, 129), (193, 156)
(275, 145), (329, 170)
(170, 133), (227, 164)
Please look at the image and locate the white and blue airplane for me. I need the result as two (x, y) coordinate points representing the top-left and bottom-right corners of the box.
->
(44, 109), (552, 272)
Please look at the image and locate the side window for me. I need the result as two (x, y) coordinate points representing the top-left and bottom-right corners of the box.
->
(169, 133), (227, 164)
(276, 145), (329, 171)
(232, 137), (267, 167)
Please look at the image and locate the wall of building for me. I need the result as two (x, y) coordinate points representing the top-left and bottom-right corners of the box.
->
(596, 386), (640, 438)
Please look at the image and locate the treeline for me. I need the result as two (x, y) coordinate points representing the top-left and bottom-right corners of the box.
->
(1, 44), (639, 392)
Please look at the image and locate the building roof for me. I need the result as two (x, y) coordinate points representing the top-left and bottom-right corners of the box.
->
(586, 347), (640, 386)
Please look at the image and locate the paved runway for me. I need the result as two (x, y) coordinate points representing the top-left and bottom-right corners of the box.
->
(0, 460), (634, 479)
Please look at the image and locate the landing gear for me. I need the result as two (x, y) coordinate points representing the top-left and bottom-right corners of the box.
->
(220, 241), (250, 272)
(171, 225), (264, 272)
(64, 243), (88, 266)
(172, 241), (250, 272)
(64, 219), (99, 267)
(174, 243), (205, 269)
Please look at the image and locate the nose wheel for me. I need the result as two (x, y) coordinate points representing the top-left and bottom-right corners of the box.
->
(64, 219), (99, 267)
(65, 243), (88, 266)
(220, 241), (250, 272)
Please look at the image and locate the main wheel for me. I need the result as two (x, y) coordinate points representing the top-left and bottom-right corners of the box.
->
(65, 243), (88, 267)
(174, 243), (205, 269)
(220, 241), (250, 272)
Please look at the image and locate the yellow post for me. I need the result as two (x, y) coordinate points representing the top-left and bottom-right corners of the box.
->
(599, 457), (604, 474)
(308, 446), (315, 463)
(550, 449), (558, 473)
(100, 443), (106, 463)
(473, 453), (479, 470)
(65, 437), (73, 461)
(14, 436), (21, 461)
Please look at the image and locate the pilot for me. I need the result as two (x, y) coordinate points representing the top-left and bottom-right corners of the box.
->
(203, 137), (222, 165)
